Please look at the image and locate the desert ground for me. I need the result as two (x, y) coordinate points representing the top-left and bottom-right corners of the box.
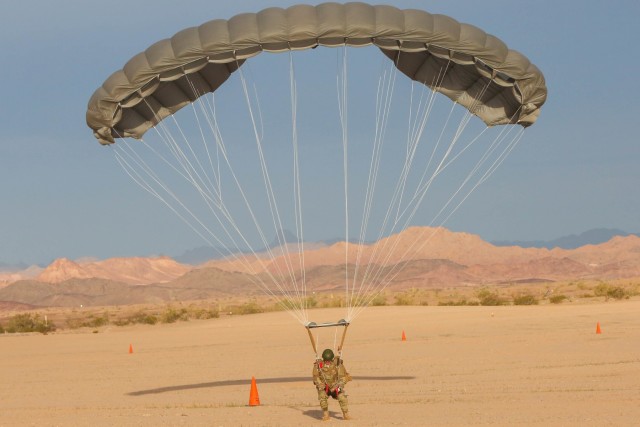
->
(1, 301), (639, 426)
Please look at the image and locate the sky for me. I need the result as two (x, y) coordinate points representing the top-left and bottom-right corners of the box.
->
(0, 0), (639, 265)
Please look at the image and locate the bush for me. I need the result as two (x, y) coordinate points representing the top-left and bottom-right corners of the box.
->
(161, 307), (190, 323)
(593, 282), (610, 297)
(370, 294), (387, 306)
(513, 294), (538, 305)
(305, 295), (318, 308)
(67, 313), (109, 329)
(4, 313), (56, 334)
(476, 289), (508, 306)
(594, 282), (628, 300)
(549, 294), (568, 304)
(394, 292), (414, 306)
(606, 286), (626, 300)
(0, 323), (4, 333)
(191, 308), (219, 319)
(321, 296), (344, 308)
(131, 312), (159, 325)
(438, 299), (469, 306)
(237, 302), (263, 315)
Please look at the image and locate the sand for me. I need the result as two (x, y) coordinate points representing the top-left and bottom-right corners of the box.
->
(1, 301), (639, 426)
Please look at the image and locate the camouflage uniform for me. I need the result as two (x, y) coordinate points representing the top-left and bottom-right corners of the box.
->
(312, 357), (351, 419)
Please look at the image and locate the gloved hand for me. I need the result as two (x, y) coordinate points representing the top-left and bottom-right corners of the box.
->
(333, 387), (341, 394)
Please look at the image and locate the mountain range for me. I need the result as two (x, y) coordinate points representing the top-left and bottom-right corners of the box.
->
(1, 226), (639, 310)
(491, 228), (638, 249)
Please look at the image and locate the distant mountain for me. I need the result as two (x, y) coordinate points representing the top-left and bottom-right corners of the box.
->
(2, 229), (640, 310)
(0, 262), (29, 272)
(174, 246), (232, 265)
(492, 228), (637, 249)
(36, 257), (191, 285)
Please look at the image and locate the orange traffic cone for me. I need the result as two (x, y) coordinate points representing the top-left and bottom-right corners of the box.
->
(129, 344), (133, 354)
(596, 322), (602, 334)
(249, 376), (260, 406)
(401, 330), (407, 341)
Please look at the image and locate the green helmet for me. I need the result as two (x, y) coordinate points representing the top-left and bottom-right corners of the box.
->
(321, 349), (334, 362)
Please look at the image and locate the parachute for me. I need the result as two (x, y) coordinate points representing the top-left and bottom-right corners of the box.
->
(87, 3), (545, 144)
(86, 3), (546, 357)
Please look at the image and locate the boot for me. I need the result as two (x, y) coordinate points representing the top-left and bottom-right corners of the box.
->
(342, 411), (351, 420)
(322, 410), (330, 421)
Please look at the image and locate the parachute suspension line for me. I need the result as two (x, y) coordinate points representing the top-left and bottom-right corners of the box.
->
(336, 45), (351, 318)
(183, 82), (224, 207)
(121, 131), (308, 324)
(195, 76), (308, 324)
(288, 50), (308, 313)
(142, 97), (279, 278)
(395, 59), (448, 224)
(112, 139), (282, 307)
(354, 81), (495, 306)
(113, 143), (223, 253)
(348, 77), (498, 318)
(181, 77), (286, 274)
(359, 126), (525, 313)
(195, 94), (306, 324)
(236, 60), (309, 323)
(121, 86), (309, 324)
(397, 63), (455, 224)
(113, 137), (230, 255)
(348, 61), (452, 317)
(115, 142), (291, 310)
(348, 50), (402, 318)
(350, 107), (527, 321)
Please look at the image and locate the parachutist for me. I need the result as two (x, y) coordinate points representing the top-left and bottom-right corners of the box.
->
(313, 348), (352, 421)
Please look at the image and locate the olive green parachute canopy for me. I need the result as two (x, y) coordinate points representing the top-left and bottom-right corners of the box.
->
(86, 2), (547, 145)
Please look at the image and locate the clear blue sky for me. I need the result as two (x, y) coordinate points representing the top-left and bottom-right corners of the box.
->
(0, 0), (638, 265)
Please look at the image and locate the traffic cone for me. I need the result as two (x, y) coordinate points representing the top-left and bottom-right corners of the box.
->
(129, 343), (133, 354)
(249, 376), (260, 406)
(596, 322), (602, 334)
(401, 330), (407, 341)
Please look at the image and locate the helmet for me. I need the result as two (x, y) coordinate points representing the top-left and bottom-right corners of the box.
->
(321, 349), (334, 362)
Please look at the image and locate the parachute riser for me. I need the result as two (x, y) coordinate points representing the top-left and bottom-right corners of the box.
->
(305, 319), (350, 358)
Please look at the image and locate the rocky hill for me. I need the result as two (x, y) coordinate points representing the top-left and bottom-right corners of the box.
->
(1, 228), (639, 309)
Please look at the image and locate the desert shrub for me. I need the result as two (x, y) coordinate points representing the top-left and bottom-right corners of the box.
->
(191, 308), (219, 319)
(112, 311), (158, 326)
(276, 299), (296, 311)
(0, 323), (4, 333)
(606, 286), (627, 300)
(575, 282), (589, 290)
(132, 312), (159, 325)
(594, 282), (628, 300)
(476, 289), (508, 306)
(305, 295), (318, 308)
(237, 302), (263, 315)
(513, 294), (538, 305)
(161, 307), (190, 323)
(549, 294), (568, 304)
(4, 313), (55, 334)
(593, 282), (610, 297)
(394, 292), (414, 306)
(370, 294), (387, 306)
(68, 313), (109, 329)
(438, 299), (469, 306)
(321, 296), (344, 308)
